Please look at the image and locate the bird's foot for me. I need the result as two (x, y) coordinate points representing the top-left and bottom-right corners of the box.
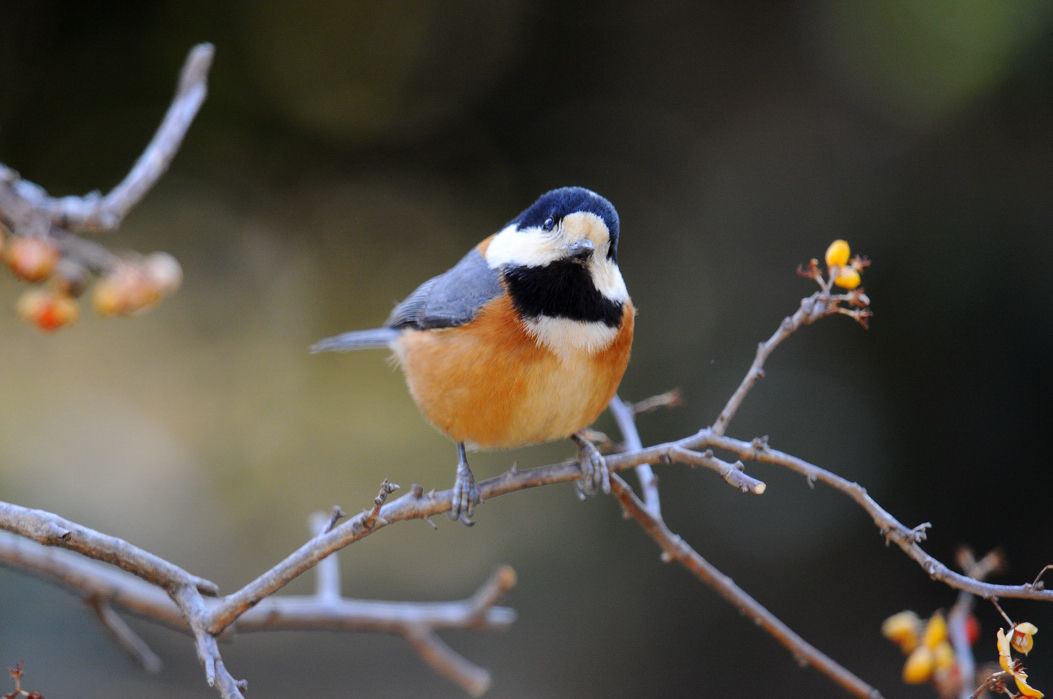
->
(449, 460), (481, 526)
(572, 432), (610, 499)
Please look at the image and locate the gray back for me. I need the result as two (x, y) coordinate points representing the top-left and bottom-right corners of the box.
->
(386, 247), (503, 330)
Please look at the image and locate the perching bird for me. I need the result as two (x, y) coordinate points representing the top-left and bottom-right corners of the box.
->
(312, 187), (633, 523)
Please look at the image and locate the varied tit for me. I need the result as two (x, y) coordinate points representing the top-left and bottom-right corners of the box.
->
(312, 187), (633, 524)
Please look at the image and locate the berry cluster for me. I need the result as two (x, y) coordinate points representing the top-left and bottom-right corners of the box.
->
(1, 228), (181, 332)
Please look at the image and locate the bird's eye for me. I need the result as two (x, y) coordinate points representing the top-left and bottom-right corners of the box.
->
(542, 217), (555, 231)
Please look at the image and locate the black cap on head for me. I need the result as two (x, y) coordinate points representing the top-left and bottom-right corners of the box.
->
(512, 187), (620, 261)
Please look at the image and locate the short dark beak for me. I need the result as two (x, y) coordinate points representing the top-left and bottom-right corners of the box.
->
(562, 239), (594, 262)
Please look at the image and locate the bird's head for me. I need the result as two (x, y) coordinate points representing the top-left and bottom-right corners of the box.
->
(484, 187), (627, 307)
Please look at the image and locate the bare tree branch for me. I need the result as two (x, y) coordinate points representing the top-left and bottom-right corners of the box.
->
(0, 501), (218, 595)
(712, 284), (870, 436)
(30, 43), (215, 233)
(951, 548), (1007, 698)
(88, 596), (163, 673)
(693, 433), (1053, 601)
(609, 395), (661, 517)
(609, 472), (883, 699)
(0, 530), (516, 635)
(403, 624), (491, 698)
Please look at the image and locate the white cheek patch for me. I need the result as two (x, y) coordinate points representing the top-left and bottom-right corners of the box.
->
(588, 258), (629, 303)
(484, 212), (629, 304)
(523, 316), (620, 359)
(485, 225), (563, 268)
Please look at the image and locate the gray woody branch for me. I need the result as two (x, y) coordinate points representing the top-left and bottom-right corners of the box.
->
(0, 523), (516, 697)
(8, 43), (214, 234)
(0, 43), (213, 276)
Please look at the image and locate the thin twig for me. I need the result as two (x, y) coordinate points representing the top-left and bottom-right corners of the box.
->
(950, 548), (1009, 699)
(609, 394), (661, 517)
(36, 43), (215, 232)
(403, 624), (491, 698)
(630, 389), (682, 415)
(87, 596), (163, 673)
(692, 433), (1053, 601)
(609, 472), (883, 699)
(969, 671), (1007, 699)
(308, 512), (342, 601)
(712, 288), (868, 436)
(668, 445), (766, 494)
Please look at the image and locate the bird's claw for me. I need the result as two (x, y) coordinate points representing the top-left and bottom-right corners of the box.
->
(573, 433), (610, 498)
(449, 462), (481, 524)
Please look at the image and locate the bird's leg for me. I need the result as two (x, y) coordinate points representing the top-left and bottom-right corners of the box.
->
(449, 442), (481, 525)
(571, 432), (610, 499)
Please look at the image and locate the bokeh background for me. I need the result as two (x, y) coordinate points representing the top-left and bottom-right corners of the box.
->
(1, 1), (1052, 697)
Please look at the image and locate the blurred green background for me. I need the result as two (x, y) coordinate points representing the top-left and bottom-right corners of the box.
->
(1, 1), (1052, 697)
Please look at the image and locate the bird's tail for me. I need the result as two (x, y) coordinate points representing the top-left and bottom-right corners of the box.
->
(310, 328), (400, 353)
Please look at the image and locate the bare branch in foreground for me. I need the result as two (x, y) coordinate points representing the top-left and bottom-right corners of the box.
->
(608, 472), (883, 699)
(0, 523), (516, 696)
(0, 502), (218, 596)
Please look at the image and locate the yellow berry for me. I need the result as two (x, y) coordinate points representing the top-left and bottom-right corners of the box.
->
(933, 640), (955, 670)
(902, 646), (935, 684)
(882, 611), (922, 653)
(7, 237), (59, 282)
(825, 239), (850, 268)
(923, 612), (948, 649)
(834, 267), (861, 290)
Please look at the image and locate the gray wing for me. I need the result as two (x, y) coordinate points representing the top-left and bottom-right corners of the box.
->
(386, 246), (503, 330)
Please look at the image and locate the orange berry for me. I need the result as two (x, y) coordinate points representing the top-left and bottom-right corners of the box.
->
(834, 267), (861, 290)
(7, 237), (59, 282)
(825, 240), (850, 268)
(15, 288), (79, 331)
(92, 264), (161, 317)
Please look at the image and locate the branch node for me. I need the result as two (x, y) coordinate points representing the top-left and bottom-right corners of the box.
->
(911, 522), (932, 543)
(322, 506), (346, 534)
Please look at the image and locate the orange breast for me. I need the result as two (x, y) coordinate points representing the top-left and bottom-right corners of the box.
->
(393, 296), (634, 449)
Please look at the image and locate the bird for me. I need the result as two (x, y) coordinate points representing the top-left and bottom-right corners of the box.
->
(311, 187), (633, 524)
